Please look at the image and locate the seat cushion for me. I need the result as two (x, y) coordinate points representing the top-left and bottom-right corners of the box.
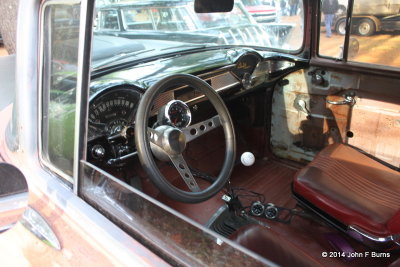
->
(293, 144), (400, 237)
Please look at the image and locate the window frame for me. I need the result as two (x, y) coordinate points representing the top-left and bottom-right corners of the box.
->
(38, 0), (81, 184)
(309, 0), (400, 78)
(38, 0), (94, 191)
(312, 0), (400, 78)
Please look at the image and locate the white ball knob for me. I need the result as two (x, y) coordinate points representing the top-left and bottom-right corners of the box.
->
(241, 152), (255, 166)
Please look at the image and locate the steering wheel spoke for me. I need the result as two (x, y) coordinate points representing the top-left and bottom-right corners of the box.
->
(183, 115), (221, 142)
(148, 127), (163, 148)
(169, 154), (200, 192)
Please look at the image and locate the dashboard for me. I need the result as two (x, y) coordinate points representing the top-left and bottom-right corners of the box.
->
(86, 49), (301, 168)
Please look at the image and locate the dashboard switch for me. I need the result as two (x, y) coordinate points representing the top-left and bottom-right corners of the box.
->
(92, 145), (106, 160)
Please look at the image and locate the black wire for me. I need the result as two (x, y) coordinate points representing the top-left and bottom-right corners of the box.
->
(230, 187), (266, 203)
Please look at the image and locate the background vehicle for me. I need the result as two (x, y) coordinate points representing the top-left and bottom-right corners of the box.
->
(241, 0), (278, 23)
(335, 0), (400, 36)
(95, 1), (272, 46)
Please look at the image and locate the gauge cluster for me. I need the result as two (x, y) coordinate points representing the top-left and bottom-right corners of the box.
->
(88, 88), (141, 140)
(87, 88), (141, 167)
(87, 89), (194, 168)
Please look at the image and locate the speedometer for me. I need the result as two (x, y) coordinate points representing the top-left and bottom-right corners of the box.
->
(88, 88), (141, 140)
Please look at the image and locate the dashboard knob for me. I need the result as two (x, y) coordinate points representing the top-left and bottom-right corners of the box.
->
(242, 72), (252, 89)
(92, 145), (106, 160)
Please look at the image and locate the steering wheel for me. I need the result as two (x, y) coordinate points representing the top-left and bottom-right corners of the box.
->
(135, 74), (236, 203)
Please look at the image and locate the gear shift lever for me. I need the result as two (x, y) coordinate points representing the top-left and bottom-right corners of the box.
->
(240, 152), (255, 166)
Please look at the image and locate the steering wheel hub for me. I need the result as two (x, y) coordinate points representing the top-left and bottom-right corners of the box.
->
(151, 125), (186, 159)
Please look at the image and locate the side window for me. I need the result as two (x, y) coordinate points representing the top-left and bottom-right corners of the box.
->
(348, 0), (400, 67)
(319, 0), (347, 58)
(98, 10), (120, 30)
(41, 2), (80, 181)
(319, 0), (400, 68)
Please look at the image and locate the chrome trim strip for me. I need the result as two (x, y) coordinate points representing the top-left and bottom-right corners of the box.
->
(153, 70), (239, 105)
(186, 81), (240, 104)
(197, 64), (236, 78)
(349, 225), (400, 243)
(20, 206), (61, 250)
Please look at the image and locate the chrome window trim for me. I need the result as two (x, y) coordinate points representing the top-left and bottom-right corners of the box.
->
(38, 0), (81, 185)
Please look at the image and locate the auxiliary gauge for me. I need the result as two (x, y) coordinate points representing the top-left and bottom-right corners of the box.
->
(158, 100), (192, 128)
(250, 201), (265, 217)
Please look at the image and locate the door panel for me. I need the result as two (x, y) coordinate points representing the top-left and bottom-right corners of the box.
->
(271, 67), (400, 168)
(348, 96), (400, 167)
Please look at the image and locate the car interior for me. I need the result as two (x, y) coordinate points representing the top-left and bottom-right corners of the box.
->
(43, 0), (400, 265)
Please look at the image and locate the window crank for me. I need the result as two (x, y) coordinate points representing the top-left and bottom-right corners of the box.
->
(298, 99), (311, 116)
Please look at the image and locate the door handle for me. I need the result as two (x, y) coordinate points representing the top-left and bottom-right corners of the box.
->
(326, 95), (355, 105)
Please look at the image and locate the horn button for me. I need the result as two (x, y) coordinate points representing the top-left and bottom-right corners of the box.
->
(154, 125), (187, 156)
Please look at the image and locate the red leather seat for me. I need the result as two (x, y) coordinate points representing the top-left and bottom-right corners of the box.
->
(293, 144), (400, 238)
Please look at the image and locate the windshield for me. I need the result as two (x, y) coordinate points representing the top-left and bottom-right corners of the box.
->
(92, 0), (304, 68)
